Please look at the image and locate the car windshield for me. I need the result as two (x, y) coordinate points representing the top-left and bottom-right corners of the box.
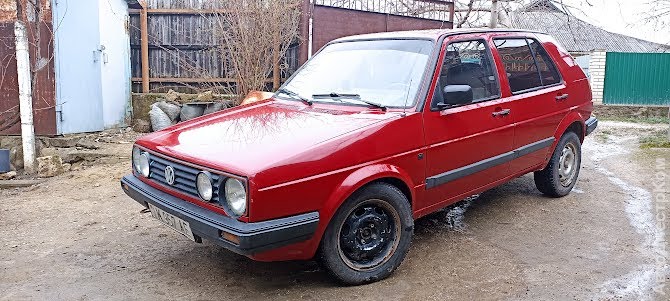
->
(280, 39), (434, 108)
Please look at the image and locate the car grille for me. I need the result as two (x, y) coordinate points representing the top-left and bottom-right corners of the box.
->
(147, 153), (222, 203)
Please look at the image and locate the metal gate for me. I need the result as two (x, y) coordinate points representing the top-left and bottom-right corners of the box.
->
(603, 52), (670, 106)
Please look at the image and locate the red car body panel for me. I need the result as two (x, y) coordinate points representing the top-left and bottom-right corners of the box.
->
(129, 29), (593, 261)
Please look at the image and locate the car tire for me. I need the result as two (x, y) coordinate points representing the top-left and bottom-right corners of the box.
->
(534, 131), (582, 197)
(318, 182), (413, 285)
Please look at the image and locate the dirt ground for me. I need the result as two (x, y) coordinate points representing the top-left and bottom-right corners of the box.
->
(1, 121), (669, 301)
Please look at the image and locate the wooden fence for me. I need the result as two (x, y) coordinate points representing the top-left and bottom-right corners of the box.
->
(128, 0), (299, 93)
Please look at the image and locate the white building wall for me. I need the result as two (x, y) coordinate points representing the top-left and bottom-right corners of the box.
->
(588, 50), (607, 104)
(99, 0), (131, 128)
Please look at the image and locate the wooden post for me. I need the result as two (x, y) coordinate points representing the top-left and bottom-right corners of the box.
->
(140, 0), (150, 93)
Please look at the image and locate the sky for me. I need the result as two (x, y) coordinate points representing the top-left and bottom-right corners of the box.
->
(563, 0), (669, 45)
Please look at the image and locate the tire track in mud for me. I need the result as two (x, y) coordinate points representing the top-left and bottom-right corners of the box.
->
(584, 135), (668, 300)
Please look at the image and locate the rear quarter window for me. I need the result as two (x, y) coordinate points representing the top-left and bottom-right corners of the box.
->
(494, 38), (562, 93)
(527, 39), (561, 86)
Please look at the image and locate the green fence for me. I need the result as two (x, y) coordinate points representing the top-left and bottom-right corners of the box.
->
(603, 52), (670, 106)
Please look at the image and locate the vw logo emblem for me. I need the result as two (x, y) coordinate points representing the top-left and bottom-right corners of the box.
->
(164, 166), (175, 185)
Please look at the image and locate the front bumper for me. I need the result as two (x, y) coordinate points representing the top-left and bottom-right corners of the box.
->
(585, 116), (598, 136)
(121, 175), (319, 256)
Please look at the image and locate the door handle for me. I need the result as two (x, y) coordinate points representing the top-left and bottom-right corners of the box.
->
(555, 94), (569, 101)
(492, 109), (511, 117)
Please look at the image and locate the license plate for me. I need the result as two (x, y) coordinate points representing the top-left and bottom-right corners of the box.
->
(147, 203), (196, 241)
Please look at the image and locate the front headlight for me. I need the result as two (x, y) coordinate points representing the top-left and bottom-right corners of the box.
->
(138, 152), (150, 177)
(224, 178), (247, 216)
(196, 172), (213, 201)
(132, 146), (142, 174)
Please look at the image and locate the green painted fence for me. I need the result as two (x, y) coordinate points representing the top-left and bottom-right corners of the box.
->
(603, 52), (670, 106)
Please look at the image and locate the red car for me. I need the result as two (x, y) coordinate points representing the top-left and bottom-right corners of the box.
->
(122, 28), (597, 285)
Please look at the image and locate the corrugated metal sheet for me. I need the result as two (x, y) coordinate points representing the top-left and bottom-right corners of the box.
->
(509, 11), (670, 53)
(603, 52), (670, 106)
(311, 5), (451, 55)
(0, 0), (57, 136)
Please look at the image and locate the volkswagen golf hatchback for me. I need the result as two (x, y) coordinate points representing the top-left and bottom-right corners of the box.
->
(122, 28), (598, 285)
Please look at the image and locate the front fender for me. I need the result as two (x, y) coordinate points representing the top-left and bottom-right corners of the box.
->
(247, 163), (418, 262)
(289, 163), (416, 260)
(320, 164), (416, 226)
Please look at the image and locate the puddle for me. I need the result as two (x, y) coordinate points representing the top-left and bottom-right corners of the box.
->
(416, 195), (479, 233)
(583, 135), (668, 300)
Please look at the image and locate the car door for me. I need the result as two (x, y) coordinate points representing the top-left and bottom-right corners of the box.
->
(491, 36), (567, 175)
(420, 35), (515, 212)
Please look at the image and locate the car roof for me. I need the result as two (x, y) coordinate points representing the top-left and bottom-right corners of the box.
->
(332, 28), (546, 43)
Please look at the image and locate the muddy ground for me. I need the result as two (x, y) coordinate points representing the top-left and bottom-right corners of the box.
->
(1, 121), (669, 301)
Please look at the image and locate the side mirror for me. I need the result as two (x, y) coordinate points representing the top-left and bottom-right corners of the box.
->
(436, 85), (473, 109)
(433, 85), (473, 110)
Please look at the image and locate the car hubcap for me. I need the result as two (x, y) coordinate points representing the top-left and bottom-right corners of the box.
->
(337, 199), (401, 271)
(558, 142), (578, 187)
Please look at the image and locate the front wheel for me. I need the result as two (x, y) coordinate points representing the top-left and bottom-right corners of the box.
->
(318, 183), (413, 285)
(534, 131), (582, 197)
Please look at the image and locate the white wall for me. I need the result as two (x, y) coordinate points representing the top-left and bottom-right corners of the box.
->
(99, 0), (131, 129)
(588, 50), (607, 105)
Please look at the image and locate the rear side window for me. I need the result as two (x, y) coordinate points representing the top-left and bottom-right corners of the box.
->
(494, 38), (561, 93)
(527, 39), (561, 85)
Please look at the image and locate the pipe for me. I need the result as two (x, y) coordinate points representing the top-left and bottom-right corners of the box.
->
(308, 0), (313, 59)
(14, 21), (36, 174)
(490, 0), (498, 28)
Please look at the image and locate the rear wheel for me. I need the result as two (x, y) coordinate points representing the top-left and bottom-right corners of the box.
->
(534, 131), (582, 197)
(318, 183), (413, 285)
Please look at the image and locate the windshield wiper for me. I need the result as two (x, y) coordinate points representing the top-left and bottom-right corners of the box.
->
(312, 92), (387, 111)
(276, 88), (312, 105)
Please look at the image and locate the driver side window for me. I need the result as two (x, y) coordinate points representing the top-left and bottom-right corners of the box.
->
(434, 40), (500, 106)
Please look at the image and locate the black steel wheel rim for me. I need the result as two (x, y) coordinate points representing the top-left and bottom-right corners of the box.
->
(337, 199), (401, 271)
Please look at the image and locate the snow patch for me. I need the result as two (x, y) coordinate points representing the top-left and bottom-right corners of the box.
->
(584, 135), (667, 300)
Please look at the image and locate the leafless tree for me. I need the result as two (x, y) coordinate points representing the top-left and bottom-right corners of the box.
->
(211, 0), (301, 104)
(642, 0), (670, 29)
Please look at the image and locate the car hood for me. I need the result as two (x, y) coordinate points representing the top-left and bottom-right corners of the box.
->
(138, 100), (396, 176)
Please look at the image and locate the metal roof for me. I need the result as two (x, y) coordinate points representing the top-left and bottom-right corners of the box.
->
(509, 10), (670, 53)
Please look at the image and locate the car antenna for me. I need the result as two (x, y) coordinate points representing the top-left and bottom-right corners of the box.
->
(402, 79), (413, 116)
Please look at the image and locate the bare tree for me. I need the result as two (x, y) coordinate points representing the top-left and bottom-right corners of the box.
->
(642, 0), (670, 29)
(211, 0), (301, 104)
